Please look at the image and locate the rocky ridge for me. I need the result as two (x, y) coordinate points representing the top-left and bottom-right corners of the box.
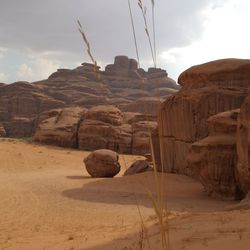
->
(0, 56), (178, 147)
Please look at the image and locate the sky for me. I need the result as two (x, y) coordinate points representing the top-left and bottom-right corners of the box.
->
(0, 0), (250, 83)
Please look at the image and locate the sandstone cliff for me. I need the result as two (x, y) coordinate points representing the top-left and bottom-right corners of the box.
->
(158, 59), (250, 174)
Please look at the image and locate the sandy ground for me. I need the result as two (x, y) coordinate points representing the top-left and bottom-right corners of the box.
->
(0, 139), (250, 250)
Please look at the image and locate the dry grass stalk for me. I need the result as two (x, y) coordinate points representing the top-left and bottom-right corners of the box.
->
(138, 0), (156, 68)
(135, 1), (169, 249)
(77, 19), (104, 94)
(128, 0), (141, 68)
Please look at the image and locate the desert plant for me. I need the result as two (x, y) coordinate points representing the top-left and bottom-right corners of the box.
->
(131, 0), (169, 249)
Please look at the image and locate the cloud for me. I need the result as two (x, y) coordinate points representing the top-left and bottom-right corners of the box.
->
(0, 72), (9, 82)
(0, 47), (8, 60)
(15, 57), (60, 82)
(156, 0), (250, 81)
(0, 0), (227, 64)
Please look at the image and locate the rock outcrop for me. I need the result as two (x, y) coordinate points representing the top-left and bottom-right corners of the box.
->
(0, 81), (65, 137)
(236, 93), (250, 195)
(158, 59), (250, 175)
(33, 107), (87, 148)
(34, 104), (157, 155)
(84, 149), (121, 177)
(188, 109), (241, 199)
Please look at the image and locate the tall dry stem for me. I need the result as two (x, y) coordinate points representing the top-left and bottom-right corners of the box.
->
(128, 0), (141, 68)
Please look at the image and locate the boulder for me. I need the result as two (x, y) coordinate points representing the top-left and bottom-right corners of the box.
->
(85, 105), (123, 126)
(78, 120), (132, 153)
(78, 106), (132, 153)
(123, 160), (153, 176)
(33, 107), (87, 148)
(158, 59), (250, 174)
(84, 149), (121, 177)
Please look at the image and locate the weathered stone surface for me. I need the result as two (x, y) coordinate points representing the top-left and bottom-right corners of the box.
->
(0, 81), (65, 137)
(33, 107), (87, 148)
(158, 59), (250, 175)
(84, 149), (121, 177)
(78, 105), (132, 153)
(132, 120), (157, 155)
(78, 119), (132, 153)
(179, 58), (250, 90)
(120, 97), (163, 116)
(4, 117), (35, 138)
(236, 94), (250, 195)
(0, 124), (6, 137)
(123, 160), (153, 176)
(85, 105), (123, 126)
(188, 109), (241, 200)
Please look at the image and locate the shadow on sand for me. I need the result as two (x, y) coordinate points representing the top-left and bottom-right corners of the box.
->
(62, 172), (157, 208)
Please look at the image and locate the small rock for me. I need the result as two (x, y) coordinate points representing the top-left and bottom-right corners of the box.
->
(123, 160), (153, 176)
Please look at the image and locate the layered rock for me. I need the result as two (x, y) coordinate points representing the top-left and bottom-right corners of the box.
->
(120, 97), (164, 116)
(236, 94), (250, 195)
(132, 120), (157, 155)
(158, 59), (250, 174)
(0, 124), (6, 137)
(78, 105), (132, 153)
(0, 56), (178, 142)
(0, 81), (65, 137)
(33, 107), (87, 148)
(188, 109), (241, 199)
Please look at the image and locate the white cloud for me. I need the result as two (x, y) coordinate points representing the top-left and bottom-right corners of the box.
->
(0, 73), (9, 82)
(17, 63), (33, 79)
(0, 47), (8, 60)
(156, 0), (250, 81)
(16, 57), (60, 82)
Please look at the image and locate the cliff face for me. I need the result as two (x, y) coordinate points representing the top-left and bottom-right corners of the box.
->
(187, 109), (240, 200)
(158, 59), (250, 175)
(236, 93), (250, 195)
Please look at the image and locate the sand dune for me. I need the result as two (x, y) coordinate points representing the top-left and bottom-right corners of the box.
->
(0, 139), (249, 250)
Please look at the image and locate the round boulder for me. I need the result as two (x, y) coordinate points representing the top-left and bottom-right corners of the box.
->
(84, 149), (121, 177)
(123, 160), (153, 176)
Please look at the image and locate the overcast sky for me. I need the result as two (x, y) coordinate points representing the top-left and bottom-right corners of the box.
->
(0, 0), (250, 83)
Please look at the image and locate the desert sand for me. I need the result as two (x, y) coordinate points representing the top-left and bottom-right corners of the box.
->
(0, 139), (250, 250)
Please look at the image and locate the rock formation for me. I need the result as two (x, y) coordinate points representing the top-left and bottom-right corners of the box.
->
(34, 104), (157, 155)
(188, 109), (241, 199)
(0, 56), (178, 139)
(158, 59), (250, 175)
(33, 107), (87, 148)
(84, 149), (121, 177)
(0, 81), (65, 137)
(236, 93), (250, 195)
